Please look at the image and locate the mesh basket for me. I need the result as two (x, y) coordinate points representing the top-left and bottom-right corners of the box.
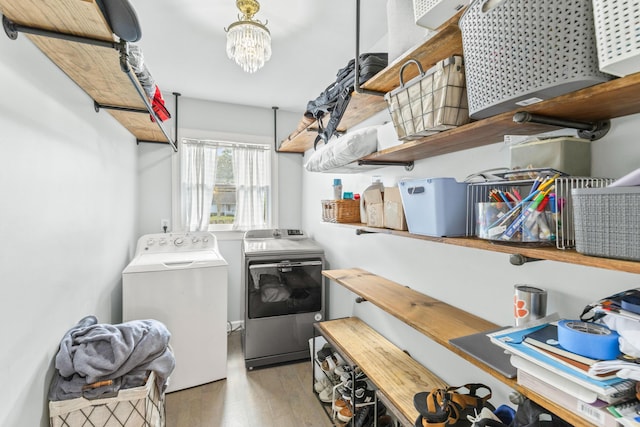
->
(593, 0), (640, 76)
(553, 177), (614, 249)
(572, 186), (640, 261)
(385, 56), (469, 141)
(413, 0), (470, 29)
(321, 199), (361, 223)
(459, 0), (612, 119)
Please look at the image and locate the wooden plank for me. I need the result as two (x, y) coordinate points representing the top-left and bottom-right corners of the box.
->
(317, 317), (447, 426)
(278, 92), (387, 153)
(0, 0), (113, 41)
(0, 0), (171, 143)
(323, 269), (497, 345)
(328, 224), (640, 275)
(322, 269), (601, 426)
(108, 110), (169, 143)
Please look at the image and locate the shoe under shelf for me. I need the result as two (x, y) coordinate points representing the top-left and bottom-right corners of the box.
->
(315, 317), (447, 427)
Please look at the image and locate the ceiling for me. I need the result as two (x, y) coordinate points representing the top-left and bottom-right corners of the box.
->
(130, 0), (388, 114)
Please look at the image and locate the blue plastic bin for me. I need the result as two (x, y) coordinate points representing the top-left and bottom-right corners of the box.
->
(398, 177), (468, 237)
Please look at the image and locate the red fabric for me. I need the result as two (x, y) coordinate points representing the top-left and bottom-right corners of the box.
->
(150, 85), (171, 122)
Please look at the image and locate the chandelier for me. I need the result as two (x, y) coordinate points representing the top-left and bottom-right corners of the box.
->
(225, 0), (272, 73)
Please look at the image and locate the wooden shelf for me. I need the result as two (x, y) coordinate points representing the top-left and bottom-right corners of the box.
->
(316, 317), (447, 427)
(278, 92), (387, 153)
(322, 268), (597, 426)
(283, 6), (640, 163)
(332, 222), (640, 275)
(0, 0), (171, 144)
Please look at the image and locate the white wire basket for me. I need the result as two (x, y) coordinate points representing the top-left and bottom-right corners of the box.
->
(385, 56), (469, 141)
(593, 0), (640, 77)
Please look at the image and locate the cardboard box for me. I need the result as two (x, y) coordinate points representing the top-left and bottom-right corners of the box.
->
(384, 186), (408, 231)
(363, 187), (384, 227)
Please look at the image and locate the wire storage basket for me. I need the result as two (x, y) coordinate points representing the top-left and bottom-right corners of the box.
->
(572, 186), (640, 261)
(321, 199), (361, 223)
(459, 0), (612, 119)
(385, 56), (469, 141)
(554, 177), (614, 249)
(593, 0), (640, 76)
(49, 371), (165, 427)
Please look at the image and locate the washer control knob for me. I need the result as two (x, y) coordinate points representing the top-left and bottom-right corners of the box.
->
(192, 237), (200, 244)
(202, 237), (209, 243)
(146, 238), (155, 246)
(174, 237), (184, 246)
(159, 238), (167, 246)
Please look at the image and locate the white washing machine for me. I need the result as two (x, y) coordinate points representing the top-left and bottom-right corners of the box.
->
(122, 231), (228, 393)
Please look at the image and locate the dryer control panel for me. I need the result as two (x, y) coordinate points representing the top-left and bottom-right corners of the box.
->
(135, 232), (219, 254)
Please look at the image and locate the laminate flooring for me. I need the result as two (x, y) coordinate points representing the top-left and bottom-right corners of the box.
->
(165, 330), (333, 427)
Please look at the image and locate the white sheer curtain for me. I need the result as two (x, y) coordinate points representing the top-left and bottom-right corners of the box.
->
(181, 141), (217, 231)
(232, 145), (270, 230)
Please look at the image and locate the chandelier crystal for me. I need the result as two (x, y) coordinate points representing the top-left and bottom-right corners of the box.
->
(225, 0), (272, 73)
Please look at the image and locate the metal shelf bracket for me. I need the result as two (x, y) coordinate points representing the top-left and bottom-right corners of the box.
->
(513, 111), (611, 141)
(358, 159), (415, 171)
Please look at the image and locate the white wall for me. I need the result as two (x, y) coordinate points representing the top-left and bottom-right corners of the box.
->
(0, 36), (138, 426)
(301, 111), (640, 409)
(135, 96), (304, 322)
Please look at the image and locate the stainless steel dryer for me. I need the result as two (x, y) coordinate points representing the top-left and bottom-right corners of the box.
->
(242, 229), (326, 369)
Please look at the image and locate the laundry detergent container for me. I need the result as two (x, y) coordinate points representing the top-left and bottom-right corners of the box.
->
(398, 177), (468, 237)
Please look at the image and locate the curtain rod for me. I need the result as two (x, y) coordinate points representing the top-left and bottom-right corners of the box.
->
(181, 138), (270, 150)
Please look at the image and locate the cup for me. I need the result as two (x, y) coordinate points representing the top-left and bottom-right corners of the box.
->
(514, 285), (547, 326)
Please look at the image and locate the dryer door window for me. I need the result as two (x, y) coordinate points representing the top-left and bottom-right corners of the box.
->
(247, 259), (323, 319)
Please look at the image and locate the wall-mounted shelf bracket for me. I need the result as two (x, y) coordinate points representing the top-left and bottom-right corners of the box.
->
(355, 228), (377, 235)
(94, 100), (147, 114)
(3, 15), (116, 49)
(355, 296), (367, 303)
(509, 253), (543, 266)
(513, 111), (610, 141)
(358, 159), (415, 171)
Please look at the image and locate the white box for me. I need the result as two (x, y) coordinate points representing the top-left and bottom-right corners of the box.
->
(414, 0), (469, 30)
(398, 177), (468, 237)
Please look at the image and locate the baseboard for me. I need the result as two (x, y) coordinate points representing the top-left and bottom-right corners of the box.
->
(227, 320), (244, 333)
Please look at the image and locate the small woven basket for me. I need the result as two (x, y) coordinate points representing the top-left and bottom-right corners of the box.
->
(321, 200), (361, 223)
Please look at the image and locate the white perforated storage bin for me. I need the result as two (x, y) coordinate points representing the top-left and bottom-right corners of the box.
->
(413, 0), (470, 30)
(593, 0), (640, 76)
(459, 0), (612, 119)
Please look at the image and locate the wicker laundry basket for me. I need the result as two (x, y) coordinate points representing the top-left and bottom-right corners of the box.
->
(321, 199), (361, 223)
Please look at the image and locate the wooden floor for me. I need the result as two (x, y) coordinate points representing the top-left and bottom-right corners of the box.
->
(165, 331), (333, 427)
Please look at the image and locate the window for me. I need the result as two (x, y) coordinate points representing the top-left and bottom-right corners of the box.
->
(180, 138), (271, 231)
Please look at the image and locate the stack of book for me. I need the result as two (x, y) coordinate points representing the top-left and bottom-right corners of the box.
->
(488, 321), (638, 427)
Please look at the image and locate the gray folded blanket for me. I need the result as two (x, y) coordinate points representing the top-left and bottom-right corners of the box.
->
(49, 315), (175, 401)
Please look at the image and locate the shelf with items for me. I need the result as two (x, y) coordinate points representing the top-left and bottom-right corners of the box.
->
(278, 92), (387, 153)
(283, 3), (640, 164)
(315, 317), (446, 427)
(0, 0), (175, 149)
(326, 222), (640, 275)
(277, 10), (465, 154)
(322, 268), (598, 427)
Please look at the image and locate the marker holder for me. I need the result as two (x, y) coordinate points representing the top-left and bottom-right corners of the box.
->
(476, 202), (554, 244)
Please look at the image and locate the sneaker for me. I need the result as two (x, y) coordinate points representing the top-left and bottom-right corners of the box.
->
(332, 397), (348, 412)
(337, 406), (354, 422)
(353, 406), (372, 427)
(318, 386), (334, 403)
